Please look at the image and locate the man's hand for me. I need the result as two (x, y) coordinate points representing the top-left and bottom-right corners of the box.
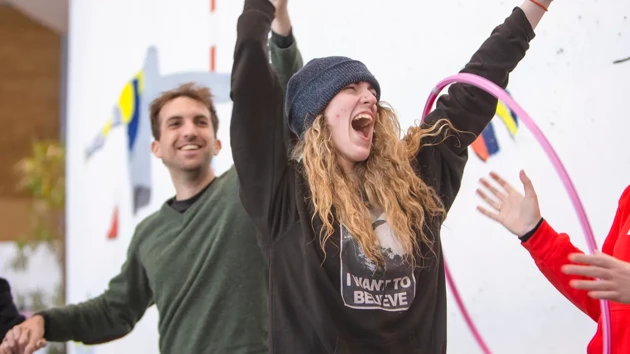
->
(270, 0), (291, 36)
(0, 316), (46, 354)
(270, 0), (287, 14)
(562, 252), (630, 304)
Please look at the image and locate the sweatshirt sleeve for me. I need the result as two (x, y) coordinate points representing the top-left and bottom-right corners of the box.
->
(417, 7), (535, 211)
(521, 187), (630, 321)
(269, 29), (303, 95)
(269, 29), (304, 152)
(37, 232), (153, 344)
(230, 0), (296, 242)
(0, 278), (26, 339)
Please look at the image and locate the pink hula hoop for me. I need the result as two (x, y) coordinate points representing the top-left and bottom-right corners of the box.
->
(421, 73), (612, 354)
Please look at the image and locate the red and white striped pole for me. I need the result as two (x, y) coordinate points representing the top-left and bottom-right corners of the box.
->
(209, 0), (216, 72)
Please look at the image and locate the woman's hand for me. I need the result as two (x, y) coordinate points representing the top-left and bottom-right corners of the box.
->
(476, 170), (542, 238)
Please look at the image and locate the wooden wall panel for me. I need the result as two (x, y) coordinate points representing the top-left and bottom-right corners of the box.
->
(0, 6), (60, 198)
(0, 6), (61, 241)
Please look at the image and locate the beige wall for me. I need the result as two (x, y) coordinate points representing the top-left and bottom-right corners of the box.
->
(0, 6), (60, 241)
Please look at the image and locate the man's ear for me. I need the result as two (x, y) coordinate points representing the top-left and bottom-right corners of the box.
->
(151, 140), (161, 159)
(213, 139), (222, 156)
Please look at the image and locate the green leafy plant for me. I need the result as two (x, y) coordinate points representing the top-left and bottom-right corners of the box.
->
(11, 140), (66, 354)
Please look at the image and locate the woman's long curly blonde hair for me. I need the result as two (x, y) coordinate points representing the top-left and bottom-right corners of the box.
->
(290, 102), (457, 267)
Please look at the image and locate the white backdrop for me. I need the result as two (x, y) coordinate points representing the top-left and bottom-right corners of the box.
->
(65, 0), (630, 353)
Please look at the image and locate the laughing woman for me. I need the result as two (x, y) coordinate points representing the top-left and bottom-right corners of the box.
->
(230, 0), (554, 352)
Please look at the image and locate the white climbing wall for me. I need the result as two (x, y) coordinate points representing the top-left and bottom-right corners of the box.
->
(65, 0), (630, 353)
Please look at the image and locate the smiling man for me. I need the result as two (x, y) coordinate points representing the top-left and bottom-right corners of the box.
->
(0, 2), (302, 352)
(149, 84), (224, 202)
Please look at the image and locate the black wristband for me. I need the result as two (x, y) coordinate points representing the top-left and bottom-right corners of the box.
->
(519, 217), (544, 243)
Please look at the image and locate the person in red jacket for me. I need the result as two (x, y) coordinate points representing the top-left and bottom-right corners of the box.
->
(476, 169), (630, 354)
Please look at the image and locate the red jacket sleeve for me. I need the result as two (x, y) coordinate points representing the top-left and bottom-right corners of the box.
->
(522, 187), (630, 321)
